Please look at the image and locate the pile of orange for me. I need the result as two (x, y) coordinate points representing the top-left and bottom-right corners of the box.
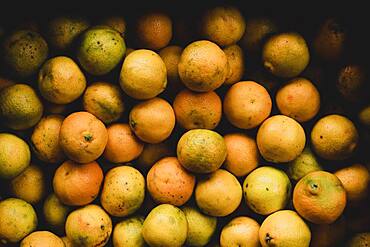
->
(0, 3), (369, 247)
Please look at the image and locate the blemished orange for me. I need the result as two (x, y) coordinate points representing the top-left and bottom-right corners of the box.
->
(147, 157), (195, 206)
(276, 77), (320, 122)
(178, 40), (228, 92)
(173, 89), (222, 130)
(103, 123), (144, 163)
(53, 160), (103, 206)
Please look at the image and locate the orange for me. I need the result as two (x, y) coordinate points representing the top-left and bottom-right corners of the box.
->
(220, 216), (260, 247)
(276, 77), (320, 122)
(223, 133), (259, 177)
(173, 89), (222, 130)
(135, 11), (172, 50)
(313, 18), (347, 62)
(53, 160), (103, 206)
(223, 44), (245, 85)
(223, 81), (272, 129)
(293, 171), (347, 224)
(83, 81), (125, 124)
(147, 157), (195, 206)
(119, 49), (167, 100)
(20, 231), (64, 247)
(103, 123), (144, 163)
(178, 40), (228, 92)
(257, 115), (306, 163)
(159, 45), (184, 94)
(136, 142), (174, 171)
(311, 114), (359, 160)
(129, 97), (175, 144)
(59, 111), (108, 163)
(30, 114), (65, 164)
(200, 5), (245, 46)
(177, 129), (227, 174)
(334, 164), (370, 202)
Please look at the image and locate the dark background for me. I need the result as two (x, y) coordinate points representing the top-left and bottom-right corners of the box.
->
(0, 1), (369, 246)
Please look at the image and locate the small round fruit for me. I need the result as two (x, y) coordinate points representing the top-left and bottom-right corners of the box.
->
(223, 133), (259, 177)
(173, 89), (222, 130)
(337, 64), (367, 103)
(135, 12), (172, 50)
(200, 6), (245, 46)
(183, 206), (217, 247)
(178, 40), (228, 92)
(2, 30), (48, 78)
(287, 147), (322, 181)
(142, 204), (187, 247)
(136, 142), (174, 170)
(38, 56), (86, 104)
(77, 25), (126, 75)
(293, 171), (347, 224)
(159, 45), (183, 93)
(103, 123), (144, 163)
(0, 84), (43, 130)
(177, 129), (227, 173)
(243, 166), (291, 215)
(223, 81), (272, 129)
(240, 17), (278, 53)
(113, 216), (145, 247)
(195, 169), (242, 217)
(334, 164), (370, 202)
(83, 82), (125, 124)
(0, 133), (30, 179)
(311, 114), (358, 160)
(47, 16), (89, 50)
(223, 44), (245, 85)
(359, 105), (370, 127)
(10, 165), (45, 204)
(53, 160), (104, 206)
(43, 193), (70, 229)
(220, 216), (260, 247)
(20, 231), (64, 247)
(313, 18), (346, 62)
(65, 204), (112, 247)
(59, 111), (108, 163)
(100, 166), (145, 217)
(0, 198), (37, 244)
(259, 210), (311, 247)
(30, 114), (65, 163)
(257, 115), (306, 163)
(276, 77), (320, 122)
(129, 97), (175, 144)
(120, 49), (167, 99)
(147, 157), (195, 206)
(100, 16), (126, 36)
(262, 32), (309, 78)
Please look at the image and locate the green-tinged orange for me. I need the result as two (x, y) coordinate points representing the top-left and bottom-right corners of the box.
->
(177, 129), (227, 173)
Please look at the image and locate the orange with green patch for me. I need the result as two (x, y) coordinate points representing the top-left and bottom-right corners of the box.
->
(293, 171), (347, 224)
(65, 204), (112, 247)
